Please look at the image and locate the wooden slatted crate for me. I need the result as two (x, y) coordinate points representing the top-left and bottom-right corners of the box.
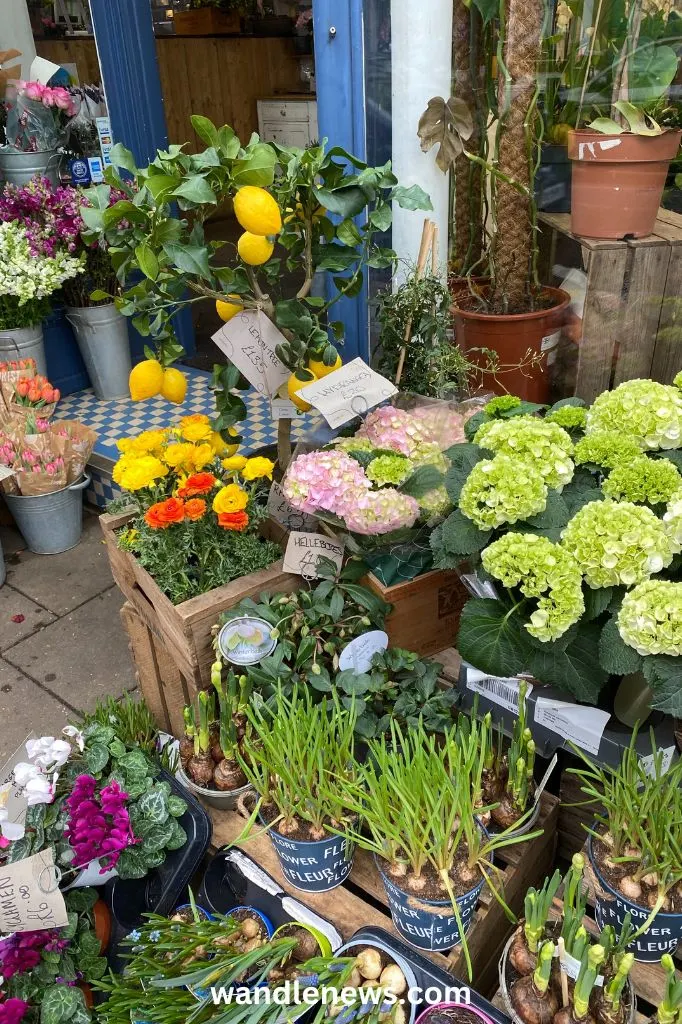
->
(208, 792), (559, 998)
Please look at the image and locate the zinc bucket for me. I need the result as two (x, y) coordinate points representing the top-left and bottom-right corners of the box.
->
(5, 475), (91, 554)
(65, 304), (132, 400)
(0, 148), (61, 188)
(0, 325), (47, 375)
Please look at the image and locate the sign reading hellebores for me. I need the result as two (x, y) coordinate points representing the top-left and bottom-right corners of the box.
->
(283, 532), (344, 580)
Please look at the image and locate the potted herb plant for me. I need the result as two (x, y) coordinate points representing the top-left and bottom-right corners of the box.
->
(237, 687), (358, 893)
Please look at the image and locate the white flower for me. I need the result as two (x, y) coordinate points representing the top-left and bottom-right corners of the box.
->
(0, 221), (84, 308)
(25, 735), (72, 769)
(62, 725), (84, 751)
(0, 783), (25, 841)
(13, 761), (40, 787)
(24, 773), (57, 806)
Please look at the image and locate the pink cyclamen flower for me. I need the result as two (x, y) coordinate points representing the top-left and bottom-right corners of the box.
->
(0, 998), (30, 1024)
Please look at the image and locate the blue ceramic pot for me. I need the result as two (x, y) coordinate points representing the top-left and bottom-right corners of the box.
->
(267, 825), (354, 893)
(588, 834), (682, 962)
(230, 905), (275, 938)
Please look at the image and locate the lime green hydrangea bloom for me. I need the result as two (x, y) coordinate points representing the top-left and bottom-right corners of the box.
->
(410, 441), (453, 518)
(411, 441), (449, 473)
(573, 431), (642, 470)
(545, 406), (588, 430)
(617, 579), (682, 656)
(473, 415), (574, 489)
(674, 371), (682, 391)
(585, 379), (682, 450)
(663, 487), (682, 545)
(602, 456), (682, 505)
(484, 395), (522, 416)
(366, 453), (413, 486)
(561, 500), (676, 588)
(482, 533), (585, 641)
(332, 437), (375, 454)
(459, 454), (548, 530)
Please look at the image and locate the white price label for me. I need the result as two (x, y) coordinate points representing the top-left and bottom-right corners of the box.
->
(466, 668), (533, 714)
(639, 745), (676, 778)
(338, 631), (389, 673)
(298, 358), (397, 428)
(0, 849), (68, 933)
(558, 948), (604, 986)
(534, 697), (610, 756)
(267, 481), (317, 532)
(541, 330), (561, 353)
(212, 309), (290, 397)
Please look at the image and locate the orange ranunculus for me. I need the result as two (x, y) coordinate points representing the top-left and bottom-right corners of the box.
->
(144, 497), (186, 529)
(217, 510), (249, 532)
(184, 498), (207, 521)
(177, 472), (216, 498)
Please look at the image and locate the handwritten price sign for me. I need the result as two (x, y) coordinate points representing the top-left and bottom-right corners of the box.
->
(0, 849), (68, 933)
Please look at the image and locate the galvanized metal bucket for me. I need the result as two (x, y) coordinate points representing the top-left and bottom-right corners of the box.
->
(5, 475), (91, 554)
(0, 325), (47, 375)
(65, 304), (132, 400)
(0, 148), (61, 188)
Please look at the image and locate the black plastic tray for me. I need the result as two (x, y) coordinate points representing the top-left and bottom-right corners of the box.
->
(348, 927), (511, 1024)
(102, 768), (211, 967)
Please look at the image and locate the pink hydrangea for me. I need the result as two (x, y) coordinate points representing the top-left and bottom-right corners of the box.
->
(343, 489), (420, 535)
(411, 404), (480, 449)
(283, 450), (371, 516)
(355, 406), (432, 456)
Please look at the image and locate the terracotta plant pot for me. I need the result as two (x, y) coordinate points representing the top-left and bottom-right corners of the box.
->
(453, 285), (570, 403)
(92, 898), (111, 952)
(568, 128), (682, 239)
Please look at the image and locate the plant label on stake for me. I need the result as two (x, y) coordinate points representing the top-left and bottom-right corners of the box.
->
(534, 697), (610, 756)
(271, 398), (298, 420)
(465, 665), (534, 714)
(267, 481), (317, 532)
(298, 358), (397, 428)
(0, 849), (68, 933)
(533, 752), (558, 806)
(339, 631), (389, 673)
(283, 531), (344, 580)
(639, 745), (676, 777)
(211, 309), (290, 398)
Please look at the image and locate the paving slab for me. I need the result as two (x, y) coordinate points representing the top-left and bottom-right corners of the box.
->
(4, 515), (114, 616)
(0, 585), (57, 651)
(0, 660), (73, 763)
(3, 586), (136, 713)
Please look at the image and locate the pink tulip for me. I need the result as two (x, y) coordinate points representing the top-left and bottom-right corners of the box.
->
(22, 81), (45, 102)
(51, 87), (71, 110)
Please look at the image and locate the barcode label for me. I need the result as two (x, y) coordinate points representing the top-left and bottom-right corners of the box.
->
(466, 672), (532, 713)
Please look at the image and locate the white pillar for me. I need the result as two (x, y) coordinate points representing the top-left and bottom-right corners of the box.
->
(0, 0), (36, 81)
(391, 0), (452, 282)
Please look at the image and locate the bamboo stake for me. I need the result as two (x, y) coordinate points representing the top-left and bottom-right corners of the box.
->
(558, 937), (569, 1008)
(395, 219), (436, 386)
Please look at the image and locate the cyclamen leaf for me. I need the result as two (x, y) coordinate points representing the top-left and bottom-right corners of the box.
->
(137, 787), (169, 824)
(167, 795), (187, 818)
(84, 742), (110, 775)
(40, 984), (82, 1024)
(166, 821), (188, 851)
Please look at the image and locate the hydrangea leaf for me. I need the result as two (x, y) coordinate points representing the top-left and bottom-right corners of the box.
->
(642, 655), (682, 715)
(457, 598), (533, 678)
(401, 464), (445, 499)
(548, 397), (587, 411)
(524, 491), (571, 531)
(584, 586), (614, 623)
(598, 615), (643, 675)
(464, 411), (489, 441)
(437, 509), (492, 556)
(527, 622), (608, 704)
(444, 443), (485, 501)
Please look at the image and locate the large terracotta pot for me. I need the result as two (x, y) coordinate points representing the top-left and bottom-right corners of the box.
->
(453, 285), (570, 403)
(93, 898), (111, 952)
(568, 128), (681, 239)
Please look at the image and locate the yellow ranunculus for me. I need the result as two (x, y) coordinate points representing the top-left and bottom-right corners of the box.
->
(163, 442), (196, 469)
(117, 430), (166, 456)
(222, 455), (248, 472)
(241, 456), (275, 481)
(113, 454), (169, 492)
(179, 414), (213, 442)
(213, 483), (249, 515)
(188, 443), (214, 472)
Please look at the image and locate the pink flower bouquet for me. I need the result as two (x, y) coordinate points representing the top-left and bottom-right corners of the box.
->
(3, 80), (78, 153)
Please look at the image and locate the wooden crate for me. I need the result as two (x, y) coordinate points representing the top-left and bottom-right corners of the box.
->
(365, 570), (469, 659)
(102, 510), (300, 714)
(209, 791), (559, 997)
(538, 208), (682, 402)
(173, 8), (240, 34)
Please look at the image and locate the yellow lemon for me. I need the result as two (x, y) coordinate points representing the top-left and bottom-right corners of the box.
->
(308, 354), (342, 379)
(129, 359), (164, 401)
(233, 186), (282, 236)
(287, 370), (317, 412)
(224, 425), (240, 457)
(161, 367), (188, 405)
(216, 295), (244, 322)
(550, 123), (570, 146)
(237, 231), (275, 266)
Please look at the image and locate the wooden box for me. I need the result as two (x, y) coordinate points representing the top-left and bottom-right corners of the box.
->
(365, 569), (469, 658)
(209, 792), (558, 997)
(102, 510), (300, 716)
(173, 8), (240, 35)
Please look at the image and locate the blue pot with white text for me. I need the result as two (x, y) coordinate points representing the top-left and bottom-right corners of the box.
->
(266, 823), (354, 893)
(588, 834), (682, 962)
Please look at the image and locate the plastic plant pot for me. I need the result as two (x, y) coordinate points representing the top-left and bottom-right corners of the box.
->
(587, 834), (682, 962)
(416, 1003), (497, 1024)
(272, 921), (333, 958)
(230, 905), (275, 939)
(336, 935), (420, 1024)
(173, 902), (214, 923)
(266, 822), (354, 893)
(375, 856), (485, 953)
(189, 904), (271, 1002)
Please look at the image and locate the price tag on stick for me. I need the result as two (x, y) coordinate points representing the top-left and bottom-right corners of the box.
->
(0, 849), (68, 934)
(283, 531), (344, 580)
(211, 309), (290, 397)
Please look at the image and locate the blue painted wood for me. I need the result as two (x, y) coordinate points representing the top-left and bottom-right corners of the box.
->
(43, 306), (89, 397)
(313, 0), (369, 363)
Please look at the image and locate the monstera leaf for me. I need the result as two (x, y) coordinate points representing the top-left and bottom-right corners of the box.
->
(417, 96), (474, 172)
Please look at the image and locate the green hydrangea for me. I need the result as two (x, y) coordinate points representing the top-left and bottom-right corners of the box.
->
(674, 371), (682, 391)
(366, 452), (413, 486)
(602, 456), (682, 505)
(663, 487), (682, 545)
(482, 533), (585, 641)
(617, 579), (682, 656)
(332, 437), (376, 454)
(459, 454), (548, 530)
(473, 415), (574, 489)
(545, 406), (588, 430)
(561, 500), (676, 588)
(573, 431), (642, 470)
(585, 379), (682, 450)
(484, 395), (522, 416)
(411, 441), (449, 473)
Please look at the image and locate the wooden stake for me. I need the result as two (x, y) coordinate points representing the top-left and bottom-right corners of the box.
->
(558, 937), (569, 1008)
(395, 219), (436, 386)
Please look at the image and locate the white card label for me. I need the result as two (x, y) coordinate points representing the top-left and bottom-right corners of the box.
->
(212, 309), (290, 397)
(0, 465), (16, 481)
(466, 668), (533, 714)
(534, 697), (610, 756)
(270, 398), (298, 420)
(283, 531), (344, 580)
(297, 358), (397, 428)
(558, 948), (604, 986)
(639, 745), (676, 778)
(267, 481), (318, 532)
(0, 849), (68, 933)
(0, 734), (35, 832)
(541, 330), (561, 353)
(338, 631), (389, 673)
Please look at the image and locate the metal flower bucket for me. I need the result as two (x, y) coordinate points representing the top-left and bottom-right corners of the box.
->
(0, 325), (47, 375)
(5, 475), (91, 554)
(65, 304), (132, 400)
(0, 148), (61, 188)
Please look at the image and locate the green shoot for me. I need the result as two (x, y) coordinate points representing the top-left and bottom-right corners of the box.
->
(561, 854), (589, 956)
(603, 952), (634, 1014)
(571, 925), (589, 964)
(574, 945), (606, 1020)
(533, 940), (554, 995)
(197, 690), (211, 754)
(523, 870), (562, 953)
(658, 954), (682, 1024)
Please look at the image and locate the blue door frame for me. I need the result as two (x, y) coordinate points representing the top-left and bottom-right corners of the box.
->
(313, 0), (369, 363)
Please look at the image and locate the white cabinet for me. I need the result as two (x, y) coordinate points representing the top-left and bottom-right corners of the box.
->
(257, 98), (318, 148)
